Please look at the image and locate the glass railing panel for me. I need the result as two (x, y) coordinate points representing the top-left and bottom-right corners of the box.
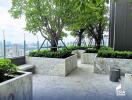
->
(0, 33), (3, 58)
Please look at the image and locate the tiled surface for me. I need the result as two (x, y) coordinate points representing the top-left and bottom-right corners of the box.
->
(33, 60), (131, 100)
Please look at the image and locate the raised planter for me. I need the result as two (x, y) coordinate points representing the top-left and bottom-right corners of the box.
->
(26, 55), (77, 76)
(72, 50), (85, 58)
(94, 57), (132, 75)
(122, 74), (132, 98)
(81, 53), (97, 64)
(0, 72), (32, 100)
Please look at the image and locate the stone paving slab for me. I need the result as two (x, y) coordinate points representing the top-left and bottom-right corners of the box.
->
(33, 60), (131, 100)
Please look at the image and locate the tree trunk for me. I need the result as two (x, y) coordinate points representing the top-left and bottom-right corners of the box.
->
(77, 29), (85, 46)
(50, 38), (58, 52)
(96, 40), (101, 50)
(95, 38), (101, 50)
(77, 34), (82, 46)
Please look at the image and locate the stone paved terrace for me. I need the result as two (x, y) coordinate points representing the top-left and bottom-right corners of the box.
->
(33, 60), (131, 100)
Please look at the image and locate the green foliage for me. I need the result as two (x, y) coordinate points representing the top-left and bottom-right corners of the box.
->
(67, 46), (92, 51)
(85, 46), (111, 53)
(85, 48), (98, 53)
(0, 59), (17, 81)
(98, 47), (132, 59)
(9, 0), (108, 49)
(64, 0), (108, 49)
(9, 0), (70, 50)
(99, 46), (113, 51)
(29, 49), (72, 58)
(67, 46), (98, 53)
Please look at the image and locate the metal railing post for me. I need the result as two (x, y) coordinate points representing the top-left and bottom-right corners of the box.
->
(37, 35), (39, 51)
(24, 33), (26, 56)
(3, 39), (6, 59)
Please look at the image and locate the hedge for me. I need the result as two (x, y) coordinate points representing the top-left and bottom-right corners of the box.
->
(98, 47), (132, 59)
(67, 46), (95, 51)
(85, 48), (98, 53)
(29, 49), (72, 58)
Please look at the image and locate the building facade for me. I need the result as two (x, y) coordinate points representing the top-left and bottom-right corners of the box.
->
(109, 0), (132, 51)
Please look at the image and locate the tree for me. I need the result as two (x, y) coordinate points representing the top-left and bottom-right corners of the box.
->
(70, 29), (85, 46)
(65, 0), (108, 49)
(10, 0), (108, 50)
(75, 29), (85, 46)
(85, 0), (108, 49)
(9, 0), (70, 51)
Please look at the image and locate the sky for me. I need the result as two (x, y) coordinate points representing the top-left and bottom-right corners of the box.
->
(0, 0), (75, 44)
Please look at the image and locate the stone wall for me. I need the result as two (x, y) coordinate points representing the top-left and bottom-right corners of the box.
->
(81, 53), (97, 65)
(0, 72), (32, 100)
(94, 57), (132, 75)
(26, 55), (77, 76)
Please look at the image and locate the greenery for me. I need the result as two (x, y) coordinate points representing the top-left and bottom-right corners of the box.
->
(9, 0), (71, 51)
(65, 0), (108, 49)
(85, 48), (98, 53)
(9, 0), (108, 51)
(84, 46), (110, 53)
(98, 47), (132, 59)
(0, 59), (17, 82)
(99, 46), (113, 51)
(29, 49), (72, 58)
(67, 46), (94, 51)
(70, 29), (86, 46)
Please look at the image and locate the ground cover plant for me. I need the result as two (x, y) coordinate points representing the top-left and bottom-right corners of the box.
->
(0, 59), (17, 83)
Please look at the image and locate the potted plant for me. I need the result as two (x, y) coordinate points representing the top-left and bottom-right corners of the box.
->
(0, 59), (32, 100)
(94, 47), (132, 75)
(26, 49), (77, 76)
(81, 47), (98, 65)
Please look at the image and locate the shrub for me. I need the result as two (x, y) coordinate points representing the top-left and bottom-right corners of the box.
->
(0, 59), (17, 82)
(85, 48), (98, 53)
(98, 47), (132, 59)
(29, 49), (72, 58)
(67, 46), (95, 51)
(85, 46), (112, 53)
(98, 50), (114, 58)
(99, 46), (113, 51)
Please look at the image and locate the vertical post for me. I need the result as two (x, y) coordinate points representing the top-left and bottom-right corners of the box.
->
(24, 33), (26, 56)
(37, 34), (39, 51)
(47, 41), (48, 50)
(3, 30), (6, 59)
(113, 2), (117, 50)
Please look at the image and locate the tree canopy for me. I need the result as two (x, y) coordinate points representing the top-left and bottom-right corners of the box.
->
(9, 0), (109, 50)
(64, 0), (108, 49)
(9, 0), (72, 51)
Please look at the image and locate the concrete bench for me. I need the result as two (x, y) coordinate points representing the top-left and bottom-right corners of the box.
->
(18, 64), (35, 74)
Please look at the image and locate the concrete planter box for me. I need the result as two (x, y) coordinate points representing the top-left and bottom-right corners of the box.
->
(0, 72), (32, 100)
(72, 50), (85, 58)
(81, 53), (97, 64)
(94, 57), (132, 75)
(26, 55), (77, 76)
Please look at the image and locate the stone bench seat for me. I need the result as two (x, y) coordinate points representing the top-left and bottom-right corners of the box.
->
(18, 64), (35, 74)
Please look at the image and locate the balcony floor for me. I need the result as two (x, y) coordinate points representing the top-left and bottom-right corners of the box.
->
(33, 60), (130, 100)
